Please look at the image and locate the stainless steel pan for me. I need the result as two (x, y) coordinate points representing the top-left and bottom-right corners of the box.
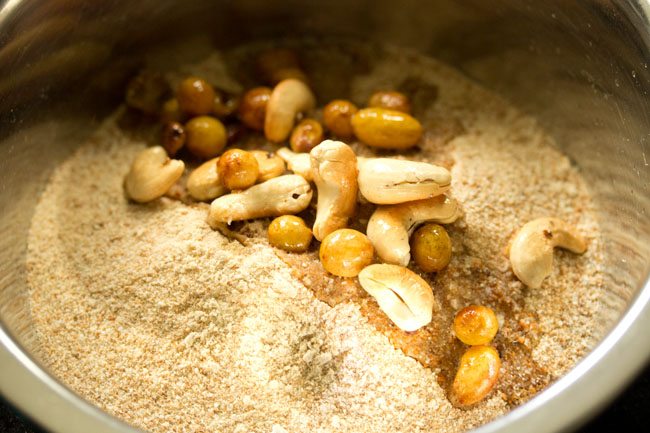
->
(1, 1), (649, 432)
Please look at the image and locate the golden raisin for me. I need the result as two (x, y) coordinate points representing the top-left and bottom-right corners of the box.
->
(185, 116), (227, 159)
(125, 71), (169, 115)
(238, 87), (272, 131)
(213, 90), (240, 118)
(160, 98), (183, 123)
(451, 346), (501, 407)
(319, 229), (374, 277)
(268, 215), (313, 252)
(161, 121), (185, 156)
(290, 119), (324, 153)
(351, 108), (422, 149)
(322, 99), (358, 138)
(217, 149), (260, 190)
(411, 223), (452, 272)
(177, 77), (216, 116)
(453, 305), (499, 346)
(368, 90), (411, 114)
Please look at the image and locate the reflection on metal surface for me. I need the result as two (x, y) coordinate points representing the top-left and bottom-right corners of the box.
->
(0, 14), (80, 66)
(0, 41), (111, 107)
(0, 1), (648, 433)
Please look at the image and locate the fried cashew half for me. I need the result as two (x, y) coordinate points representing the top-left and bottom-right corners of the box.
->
(310, 140), (358, 241)
(509, 217), (587, 288)
(251, 150), (286, 182)
(186, 157), (227, 202)
(264, 78), (316, 143)
(124, 146), (185, 203)
(358, 264), (437, 332)
(207, 174), (312, 227)
(277, 147), (313, 181)
(357, 157), (451, 204)
(367, 195), (460, 266)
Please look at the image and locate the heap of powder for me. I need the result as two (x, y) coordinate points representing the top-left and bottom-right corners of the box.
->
(26, 41), (606, 433)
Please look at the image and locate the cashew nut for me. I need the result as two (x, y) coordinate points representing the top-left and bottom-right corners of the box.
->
(264, 78), (316, 143)
(207, 174), (313, 226)
(310, 140), (358, 241)
(124, 146), (185, 203)
(357, 158), (451, 204)
(509, 217), (587, 288)
(251, 150), (286, 182)
(277, 147), (313, 181)
(358, 264), (437, 332)
(366, 195), (460, 266)
(186, 157), (227, 202)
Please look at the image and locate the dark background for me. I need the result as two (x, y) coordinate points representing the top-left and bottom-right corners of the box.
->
(1, 363), (649, 433)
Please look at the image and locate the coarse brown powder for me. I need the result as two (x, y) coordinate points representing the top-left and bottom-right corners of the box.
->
(26, 41), (607, 433)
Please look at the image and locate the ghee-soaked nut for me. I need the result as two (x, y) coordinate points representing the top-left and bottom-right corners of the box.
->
(357, 158), (451, 204)
(351, 108), (423, 149)
(453, 305), (499, 346)
(238, 87), (271, 131)
(217, 149), (260, 190)
(290, 119), (324, 153)
(368, 90), (411, 114)
(268, 215), (312, 252)
(251, 150), (286, 182)
(265, 78), (316, 143)
(186, 157), (227, 201)
(509, 217), (587, 288)
(161, 121), (186, 156)
(451, 346), (501, 408)
(177, 76), (216, 116)
(277, 148), (313, 181)
(185, 116), (227, 159)
(319, 229), (373, 277)
(323, 99), (358, 138)
(358, 264), (436, 332)
(125, 71), (169, 115)
(411, 223), (452, 272)
(367, 195), (460, 266)
(310, 140), (358, 241)
(207, 175), (312, 226)
(124, 146), (184, 203)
